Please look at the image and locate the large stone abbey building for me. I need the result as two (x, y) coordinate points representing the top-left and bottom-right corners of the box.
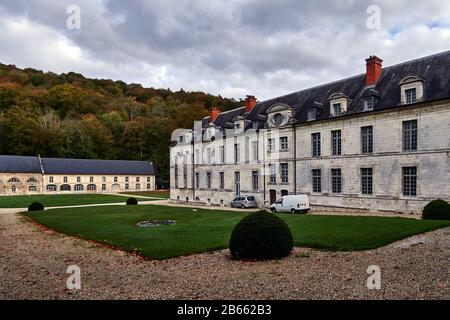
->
(0, 155), (155, 195)
(170, 51), (450, 214)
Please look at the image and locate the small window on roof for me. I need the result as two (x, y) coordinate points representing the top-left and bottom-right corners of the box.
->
(363, 97), (374, 111)
(332, 103), (342, 116)
(405, 88), (417, 104)
(307, 109), (316, 121)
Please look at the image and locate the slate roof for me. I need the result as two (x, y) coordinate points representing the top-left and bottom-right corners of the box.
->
(0, 155), (155, 175)
(205, 50), (450, 128)
(0, 155), (41, 173)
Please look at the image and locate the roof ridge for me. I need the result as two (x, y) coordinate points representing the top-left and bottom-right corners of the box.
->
(242, 50), (450, 108)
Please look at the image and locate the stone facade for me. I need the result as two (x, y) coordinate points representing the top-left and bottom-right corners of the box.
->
(169, 50), (450, 215)
(0, 173), (155, 195)
(170, 102), (450, 214)
(0, 156), (156, 196)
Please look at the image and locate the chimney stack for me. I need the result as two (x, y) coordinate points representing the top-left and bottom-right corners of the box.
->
(365, 55), (383, 86)
(209, 107), (220, 123)
(245, 95), (257, 113)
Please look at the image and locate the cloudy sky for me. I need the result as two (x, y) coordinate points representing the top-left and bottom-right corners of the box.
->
(0, 0), (449, 100)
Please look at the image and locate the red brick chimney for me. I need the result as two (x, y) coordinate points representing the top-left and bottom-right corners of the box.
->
(209, 107), (220, 123)
(365, 55), (383, 86)
(245, 95), (257, 113)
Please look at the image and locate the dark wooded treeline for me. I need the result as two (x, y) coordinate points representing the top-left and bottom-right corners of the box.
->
(0, 63), (241, 182)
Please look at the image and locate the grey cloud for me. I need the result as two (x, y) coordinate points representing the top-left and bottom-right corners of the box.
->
(0, 0), (449, 100)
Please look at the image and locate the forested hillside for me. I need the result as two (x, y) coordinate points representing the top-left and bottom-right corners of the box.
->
(0, 64), (241, 183)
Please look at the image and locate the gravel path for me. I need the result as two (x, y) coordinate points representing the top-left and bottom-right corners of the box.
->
(0, 211), (449, 300)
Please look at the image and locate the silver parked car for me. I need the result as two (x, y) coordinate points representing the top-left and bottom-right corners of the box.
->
(230, 196), (257, 208)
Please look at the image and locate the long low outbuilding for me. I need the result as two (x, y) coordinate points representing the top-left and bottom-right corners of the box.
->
(0, 155), (156, 195)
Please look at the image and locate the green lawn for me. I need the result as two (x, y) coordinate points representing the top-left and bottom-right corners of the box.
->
(120, 191), (169, 199)
(0, 194), (134, 208)
(25, 205), (450, 259)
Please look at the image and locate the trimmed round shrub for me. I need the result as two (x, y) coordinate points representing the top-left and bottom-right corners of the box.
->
(422, 199), (450, 220)
(28, 202), (44, 212)
(229, 210), (294, 260)
(126, 197), (138, 205)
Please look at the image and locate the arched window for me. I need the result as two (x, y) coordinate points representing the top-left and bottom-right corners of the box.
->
(87, 184), (96, 191)
(74, 184), (84, 191)
(146, 183), (151, 190)
(46, 184), (57, 192)
(8, 177), (20, 183)
(60, 184), (71, 191)
(111, 183), (120, 191)
(27, 177), (38, 183)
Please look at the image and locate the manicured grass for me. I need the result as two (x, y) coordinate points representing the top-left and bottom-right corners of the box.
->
(0, 194), (133, 208)
(25, 205), (450, 259)
(120, 191), (169, 199)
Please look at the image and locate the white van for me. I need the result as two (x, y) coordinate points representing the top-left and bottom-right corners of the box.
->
(269, 195), (310, 214)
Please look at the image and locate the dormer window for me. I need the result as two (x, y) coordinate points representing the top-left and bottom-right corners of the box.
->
(178, 135), (184, 143)
(405, 88), (417, 104)
(400, 76), (424, 105)
(363, 97), (374, 111)
(332, 103), (342, 116)
(273, 113), (284, 126)
(329, 93), (348, 117)
(233, 117), (245, 134)
(307, 109), (316, 121)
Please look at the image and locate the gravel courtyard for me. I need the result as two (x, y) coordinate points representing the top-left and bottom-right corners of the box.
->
(0, 210), (449, 300)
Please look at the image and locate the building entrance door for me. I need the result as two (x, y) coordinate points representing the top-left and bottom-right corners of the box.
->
(234, 172), (240, 196)
(269, 189), (277, 204)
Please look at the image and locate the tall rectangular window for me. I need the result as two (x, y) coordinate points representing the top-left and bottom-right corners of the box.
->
(252, 171), (259, 191)
(219, 146), (225, 164)
(280, 163), (289, 184)
(195, 149), (200, 164)
(49, 176), (54, 183)
(311, 133), (321, 157)
(219, 172), (224, 190)
(207, 148), (212, 165)
(280, 137), (288, 151)
(183, 164), (187, 188)
(195, 172), (199, 189)
(361, 126), (373, 154)
(405, 88), (417, 104)
(361, 168), (373, 195)
(331, 130), (342, 156)
(269, 164), (276, 184)
(174, 164), (178, 188)
(312, 169), (321, 193)
(252, 141), (259, 161)
(77, 176), (81, 183)
(102, 177), (106, 183)
(268, 138), (275, 152)
(234, 143), (240, 163)
(90, 176), (94, 183)
(403, 120), (417, 151)
(331, 169), (342, 193)
(402, 167), (417, 196)
(206, 172), (211, 189)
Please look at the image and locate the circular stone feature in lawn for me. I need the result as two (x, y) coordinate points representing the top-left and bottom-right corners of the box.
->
(137, 220), (176, 227)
